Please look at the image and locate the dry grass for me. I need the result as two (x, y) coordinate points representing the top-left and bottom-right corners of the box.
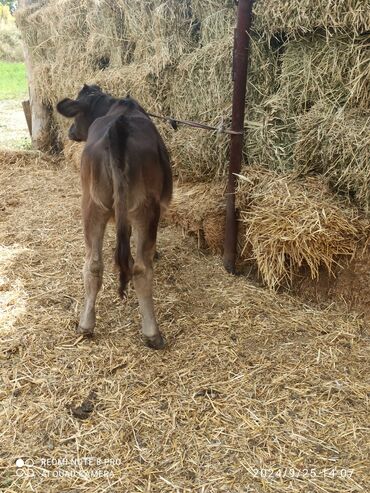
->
(194, 5), (235, 45)
(1, 151), (369, 493)
(244, 97), (296, 172)
(166, 34), (279, 181)
(169, 36), (232, 122)
(16, 0), (195, 106)
(294, 105), (370, 213)
(237, 167), (366, 289)
(17, 0), (128, 105)
(118, 0), (195, 70)
(278, 34), (370, 112)
(167, 126), (231, 183)
(253, 0), (370, 36)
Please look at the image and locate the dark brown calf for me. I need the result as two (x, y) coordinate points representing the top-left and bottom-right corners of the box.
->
(57, 85), (172, 349)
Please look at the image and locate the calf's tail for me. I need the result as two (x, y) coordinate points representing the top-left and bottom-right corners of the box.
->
(108, 115), (132, 298)
(157, 137), (173, 207)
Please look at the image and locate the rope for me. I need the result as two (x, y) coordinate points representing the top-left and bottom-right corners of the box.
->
(147, 112), (243, 136)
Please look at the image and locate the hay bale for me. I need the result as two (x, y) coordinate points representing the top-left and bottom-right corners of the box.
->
(294, 105), (370, 213)
(165, 181), (225, 251)
(169, 37), (232, 122)
(244, 97), (296, 171)
(278, 34), (370, 112)
(189, 0), (236, 44)
(157, 36), (232, 181)
(169, 34), (278, 121)
(17, 0), (122, 107)
(237, 167), (365, 289)
(118, 0), (196, 70)
(166, 35), (281, 181)
(167, 127), (230, 183)
(190, 0), (234, 20)
(253, 0), (370, 36)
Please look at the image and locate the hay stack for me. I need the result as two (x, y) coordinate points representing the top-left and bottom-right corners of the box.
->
(16, 0), (370, 283)
(17, 2), (277, 151)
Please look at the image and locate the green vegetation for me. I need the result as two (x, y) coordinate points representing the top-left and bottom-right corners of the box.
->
(0, 61), (27, 99)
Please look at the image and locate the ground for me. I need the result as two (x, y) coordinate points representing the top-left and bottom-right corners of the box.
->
(0, 99), (30, 149)
(0, 153), (368, 492)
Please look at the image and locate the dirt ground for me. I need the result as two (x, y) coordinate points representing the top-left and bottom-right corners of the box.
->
(0, 152), (369, 492)
(0, 99), (30, 149)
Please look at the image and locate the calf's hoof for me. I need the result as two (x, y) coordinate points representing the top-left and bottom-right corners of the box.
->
(76, 325), (94, 337)
(143, 333), (166, 350)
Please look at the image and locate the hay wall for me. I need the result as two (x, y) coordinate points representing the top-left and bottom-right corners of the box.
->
(16, 0), (370, 288)
(17, 1), (370, 209)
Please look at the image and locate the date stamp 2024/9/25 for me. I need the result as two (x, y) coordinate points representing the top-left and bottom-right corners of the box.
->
(14, 458), (357, 484)
(249, 467), (354, 481)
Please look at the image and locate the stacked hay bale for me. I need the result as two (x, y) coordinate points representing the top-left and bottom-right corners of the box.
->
(165, 167), (368, 290)
(16, 0), (370, 289)
(245, 1), (370, 286)
(16, 1), (195, 139)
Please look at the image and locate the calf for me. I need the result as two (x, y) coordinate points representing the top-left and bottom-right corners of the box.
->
(57, 84), (172, 349)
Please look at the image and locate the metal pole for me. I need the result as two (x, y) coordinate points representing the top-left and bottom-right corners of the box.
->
(223, 0), (254, 274)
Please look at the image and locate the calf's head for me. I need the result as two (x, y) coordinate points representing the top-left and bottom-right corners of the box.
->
(56, 84), (106, 142)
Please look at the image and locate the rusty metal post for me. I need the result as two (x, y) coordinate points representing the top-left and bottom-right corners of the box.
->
(223, 0), (254, 274)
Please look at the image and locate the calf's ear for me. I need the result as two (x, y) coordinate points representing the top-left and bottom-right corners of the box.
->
(56, 98), (82, 118)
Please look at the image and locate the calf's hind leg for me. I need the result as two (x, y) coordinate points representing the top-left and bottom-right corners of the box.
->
(78, 201), (110, 336)
(132, 200), (165, 349)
